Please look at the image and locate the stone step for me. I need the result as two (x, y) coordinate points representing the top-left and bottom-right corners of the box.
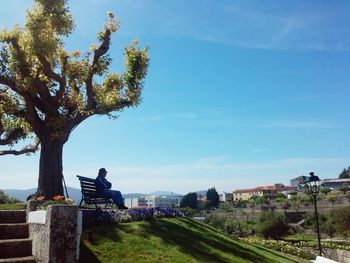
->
(0, 239), (32, 259)
(0, 256), (36, 263)
(0, 211), (26, 224)
(0, 224), (29, 240)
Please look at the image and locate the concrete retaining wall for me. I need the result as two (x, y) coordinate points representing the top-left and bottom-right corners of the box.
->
(27, 201), (82, 263)
(324, 248), (350, 263)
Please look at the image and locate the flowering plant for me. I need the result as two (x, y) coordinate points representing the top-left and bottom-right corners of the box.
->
(36, 195), (74, 210)
(82, 207), (182, 226)
(240, 238), (316, 260)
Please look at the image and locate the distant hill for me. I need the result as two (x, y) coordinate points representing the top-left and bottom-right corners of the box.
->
(196, 190), (207, 197)
(123, 193), (147, 199)
(2, 188), (182, 203)
(3, 187), (82, 204)
(149, 191), (182, 196)
(3, 188), (37, 202)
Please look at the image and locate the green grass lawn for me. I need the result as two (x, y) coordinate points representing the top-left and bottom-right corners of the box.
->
(80, 217), (305, 263)
(0, 203), (26, 210)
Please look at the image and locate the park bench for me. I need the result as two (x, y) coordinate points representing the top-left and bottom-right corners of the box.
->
(76, 175), (113, 208)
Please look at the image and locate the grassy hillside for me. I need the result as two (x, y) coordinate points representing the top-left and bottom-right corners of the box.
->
(80, 217), (304, 263)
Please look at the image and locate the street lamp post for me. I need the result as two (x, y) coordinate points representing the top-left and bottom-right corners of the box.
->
(306, 172), (323, 256)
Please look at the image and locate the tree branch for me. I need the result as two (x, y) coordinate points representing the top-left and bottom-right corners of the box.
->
(0, 141), (39, 156)
(1, 40), (48, 114)
(0, 128), (24, 145)
(23, 97), (44, 136)
(86, 29), (111, 110)
(36, 53), (66, 103)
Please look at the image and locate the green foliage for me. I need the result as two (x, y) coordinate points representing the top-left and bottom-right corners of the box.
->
(204, 213), (226, 230)
(290, 194), (301, 211)
(346, 192), (350, 202)
(339, 167), (350, 179)
(326, 194), (338, 205)
(277, 198), (291, 211)
(0, 190), (21, 204)
(320, 187), (331, 196)
(339, 184), (350, 194)
(180, 192), (198, 209)
(0, 0), (149, 155)
(301, 195), (312, 207)
(257, 212), (289, 240)
(205, 187), (220, 208)
(321, 220), (337, 239)
(288, 191), (298, 196)
(233, 199), (247, 208)
(218, 201), (235, 212)
(275, 192), (286, 199)
(178, 207), (196, 217)
(331, 206), (350, 237)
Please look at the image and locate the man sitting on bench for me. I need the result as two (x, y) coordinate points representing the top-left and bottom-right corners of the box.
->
(95, 168), (128, 210)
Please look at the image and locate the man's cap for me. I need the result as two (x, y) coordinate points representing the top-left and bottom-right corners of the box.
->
(99, 168), (107, 174)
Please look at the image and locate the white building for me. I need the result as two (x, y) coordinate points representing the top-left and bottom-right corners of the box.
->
(124, 197), (147, 208)
(125, 195), (183, 208)
(220, 192), (233, 202)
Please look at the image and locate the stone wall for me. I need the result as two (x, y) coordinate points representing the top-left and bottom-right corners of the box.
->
(324, 248), (350, 263)
(27, 202), (81, 263)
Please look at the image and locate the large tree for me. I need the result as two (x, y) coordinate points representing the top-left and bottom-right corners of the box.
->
(206, 187), (220, 208)
(180, 192), (198, 209)
(0, 0), (149, 198)
(339, 167), (350, 179)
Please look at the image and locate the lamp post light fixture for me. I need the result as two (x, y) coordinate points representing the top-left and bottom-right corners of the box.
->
(306, 172), (323, 256)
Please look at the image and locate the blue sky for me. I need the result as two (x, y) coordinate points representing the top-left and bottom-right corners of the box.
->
(1, 0), (350, 194)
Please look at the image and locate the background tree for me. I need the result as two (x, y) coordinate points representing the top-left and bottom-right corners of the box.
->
(180, 192), (198, 209)
(326, 194), (338, 206)
(248, 196), (259, 213)
(290, 194), (301, 211)
(0, 190), (21, 204)
(331, 206), (350, 237)
(320, 187), (332, 196)
(0, 0), (149, 198)
(256, 211), (289, 240)
(206, 187), (220, 208)
(339, 167), (350, 179)
(339, 184), (349, 194)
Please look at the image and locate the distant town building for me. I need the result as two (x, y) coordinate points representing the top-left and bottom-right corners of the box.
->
(125, 195), (183, 208)
(220, 192), (233, 202)
(233, 184), (296, 201)
(233, 186), (274, 201)
(321, 178), (350, 190)
(124, 197), (147, 208)
(290, 175), (308, 188)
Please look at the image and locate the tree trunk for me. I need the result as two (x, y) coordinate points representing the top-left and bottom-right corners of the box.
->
(35, 137), (65, 199)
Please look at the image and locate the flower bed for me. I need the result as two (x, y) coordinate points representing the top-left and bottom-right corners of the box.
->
(240, 238), (316, 260)
(82, 207), (182, 225)
(240, 238), (350, 260)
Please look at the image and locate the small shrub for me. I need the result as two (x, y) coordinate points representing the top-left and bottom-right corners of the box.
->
(257, 211), (289, 240)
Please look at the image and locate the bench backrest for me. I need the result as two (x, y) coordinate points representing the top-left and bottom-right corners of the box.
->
(77, 175), (97, 195)
(76, 175), (111, 205)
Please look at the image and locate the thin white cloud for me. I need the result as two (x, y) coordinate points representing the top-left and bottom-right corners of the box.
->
(203, 119), (335, 129)
(138, 112), (197, 122)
